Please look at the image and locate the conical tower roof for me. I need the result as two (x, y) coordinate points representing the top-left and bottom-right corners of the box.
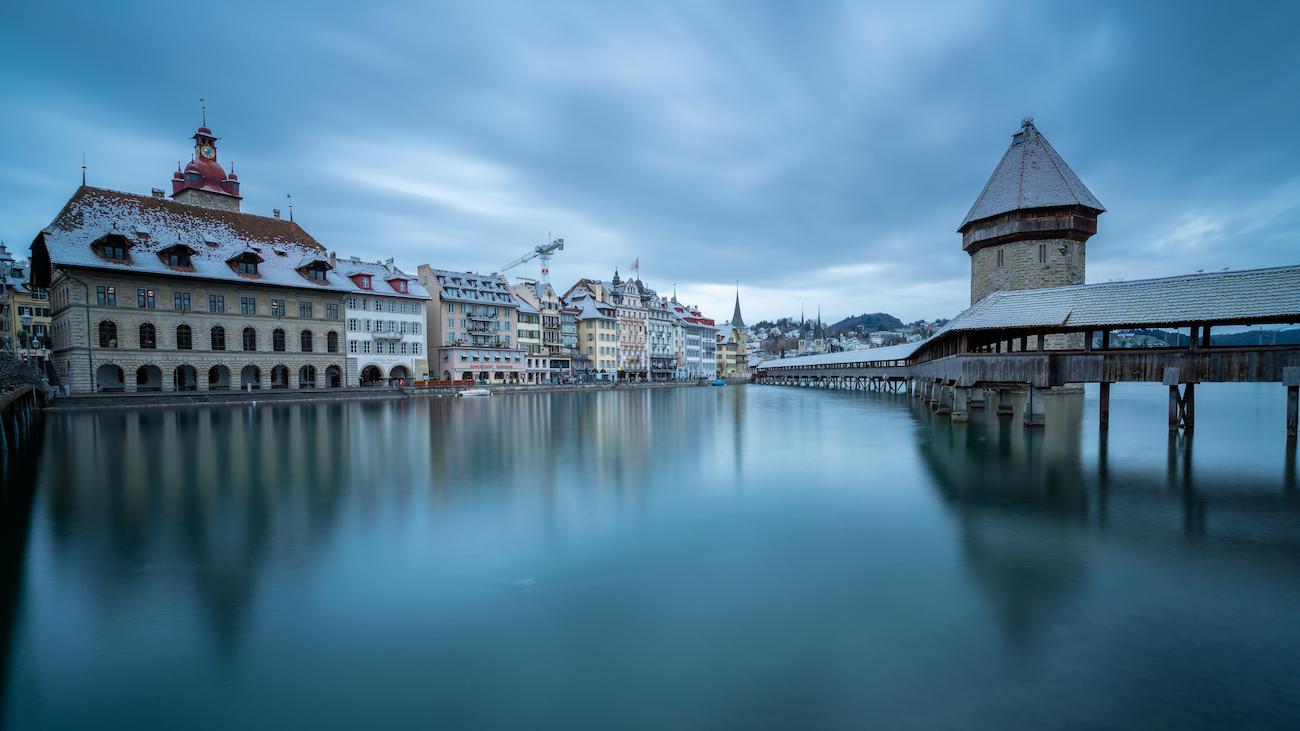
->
(731, 289), (745, 330)
(960, 119), (1103, 231)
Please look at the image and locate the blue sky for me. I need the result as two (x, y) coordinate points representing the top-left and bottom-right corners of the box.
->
(2, 1), (1298, 323)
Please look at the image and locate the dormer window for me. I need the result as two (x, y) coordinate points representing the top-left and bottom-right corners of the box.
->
(159, 244), (195, 269)
(94, 233), (131, 261)
(389, 278), (408, 294)
(296, 255), (333, 283)
(351, 274), (373, 290)
(228, 250), (263, 276)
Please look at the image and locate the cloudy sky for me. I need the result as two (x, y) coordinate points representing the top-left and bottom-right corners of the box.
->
(2, 1), (1297, 324)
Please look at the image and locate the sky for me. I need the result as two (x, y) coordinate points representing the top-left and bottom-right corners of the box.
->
(2, 1), (1298, 325)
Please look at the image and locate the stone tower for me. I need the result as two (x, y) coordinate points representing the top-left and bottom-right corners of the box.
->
(961, 119), (1103, 305)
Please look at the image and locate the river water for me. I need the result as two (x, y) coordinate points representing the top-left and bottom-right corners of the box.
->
(3, 384), (1299, 729)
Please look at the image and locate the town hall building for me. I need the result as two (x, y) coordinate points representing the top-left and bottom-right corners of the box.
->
(30, 119), (353, 394)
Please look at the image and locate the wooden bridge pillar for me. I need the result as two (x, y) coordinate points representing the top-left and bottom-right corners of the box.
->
(1165, 368), (1195, 432)
(935, 383), (952, 415)
(1024, 387), (1046, 427)
(1285, 367), (1299, 440)
(951, 387), (969, 422)
(1099, 382), (1111, 432)
(996, 388), (1012, 415)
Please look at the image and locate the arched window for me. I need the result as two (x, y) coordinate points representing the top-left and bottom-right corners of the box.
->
(211, 326), (226, 351)
(273, 328), (286, 352)
(139, 323), (156, 349)
(176, 324), (192, 350)
(98, 320), (118, 348)
(326, 331), (339, 353)
(301, 330), (313, 352)
(242, 327), (257, 351)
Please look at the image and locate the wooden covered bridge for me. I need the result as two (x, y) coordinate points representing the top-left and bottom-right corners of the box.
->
(754, 265), (1300, 439)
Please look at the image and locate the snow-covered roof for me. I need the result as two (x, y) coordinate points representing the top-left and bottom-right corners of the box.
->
(757, 340), (925, 369)
(937, 264), (1300, 334)
(335, 256), (431, 300)
(758, 264), (1300, 370)
(513, 294), (538, 314)
(32, 186), (351, 294)
(960, 120), (1104, 229)
(573, 297), (614, 321)
(422, 267), (516, 306)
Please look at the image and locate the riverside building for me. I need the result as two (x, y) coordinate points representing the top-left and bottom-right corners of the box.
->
(337, 256), (431, 384)
(1, 243), (52, 371)
(418, 266), (526, 383)
(29, 120), (350, 394)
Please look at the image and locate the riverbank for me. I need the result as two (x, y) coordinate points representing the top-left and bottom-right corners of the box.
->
(40, 379), (748, 411)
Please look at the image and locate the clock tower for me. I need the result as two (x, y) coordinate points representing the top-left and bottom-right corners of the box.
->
(170, 120), (243, 212)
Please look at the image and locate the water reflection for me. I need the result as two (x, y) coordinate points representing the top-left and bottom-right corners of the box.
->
(915, 385), (1300, 652)
(4, 385), (1300, 728)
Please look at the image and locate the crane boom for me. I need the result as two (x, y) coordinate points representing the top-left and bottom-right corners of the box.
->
(499, 238), (564, 282)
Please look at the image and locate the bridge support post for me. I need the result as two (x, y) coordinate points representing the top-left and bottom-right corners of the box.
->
(968, 388), (985, 410)
(1285, 368), (1299, 440)
(996, 388), (1012, 415)
(935, 383), (952, 415)
(1099, 382), (1111, 432)
(951, 387), (969, 422)
(1165, 369), (1195, 432)
(1024, 387), (1046, 427)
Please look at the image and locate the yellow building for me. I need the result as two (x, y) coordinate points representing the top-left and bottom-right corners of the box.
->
(563, 281), (619, 381)
(0, 242), (52, 374)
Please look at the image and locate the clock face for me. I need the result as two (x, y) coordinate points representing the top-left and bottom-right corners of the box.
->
(200, 144), (215, 160)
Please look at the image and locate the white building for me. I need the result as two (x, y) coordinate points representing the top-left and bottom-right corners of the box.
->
(337, 256), (431, 384)
(664, 298), (717, 380)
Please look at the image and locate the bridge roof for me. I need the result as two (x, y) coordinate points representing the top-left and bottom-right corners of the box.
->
(939, 264), (1300, 334)
(756, 340), (924, 369)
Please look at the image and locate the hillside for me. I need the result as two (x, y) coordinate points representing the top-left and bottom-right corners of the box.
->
(826, 312), (904, 335)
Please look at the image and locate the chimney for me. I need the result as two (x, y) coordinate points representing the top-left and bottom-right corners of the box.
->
(329, 251), (337, 268)
(151, 188), (165, 198)
(272, 209), (281, 219)
(384, 258), (395, 274)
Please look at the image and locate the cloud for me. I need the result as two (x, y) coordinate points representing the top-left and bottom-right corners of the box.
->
(2, 1), (1300, 325)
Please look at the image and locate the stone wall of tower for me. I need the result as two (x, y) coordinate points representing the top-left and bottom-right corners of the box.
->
(969, 237), (1085, 305)
(174, 188), (241, 212)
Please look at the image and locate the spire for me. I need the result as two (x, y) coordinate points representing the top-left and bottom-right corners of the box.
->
(81, 152), (86, 186)
(731, 283), (745, 330)
(960, 118), (1104, 231)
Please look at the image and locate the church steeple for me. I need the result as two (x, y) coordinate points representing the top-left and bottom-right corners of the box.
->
(731, 285), (745, 330)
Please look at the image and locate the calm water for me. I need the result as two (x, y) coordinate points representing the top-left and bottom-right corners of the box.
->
(3, 384), (1300, 729)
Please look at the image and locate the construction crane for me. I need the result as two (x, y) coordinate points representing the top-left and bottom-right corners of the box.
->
(499, 238), (564, 282)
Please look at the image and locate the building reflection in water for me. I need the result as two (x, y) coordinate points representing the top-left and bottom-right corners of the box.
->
(915, 385), (1300, 650)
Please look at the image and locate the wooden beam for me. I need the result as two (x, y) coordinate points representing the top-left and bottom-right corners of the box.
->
(1099, 381), (1110, 432)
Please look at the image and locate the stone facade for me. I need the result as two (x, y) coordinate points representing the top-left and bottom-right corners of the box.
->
(48, 268), (346, 393)
(969, 237), (1085, 305)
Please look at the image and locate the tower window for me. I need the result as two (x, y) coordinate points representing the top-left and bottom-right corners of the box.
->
(996, 249), (1005, 267)
(1038, 243), (1047, 263)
